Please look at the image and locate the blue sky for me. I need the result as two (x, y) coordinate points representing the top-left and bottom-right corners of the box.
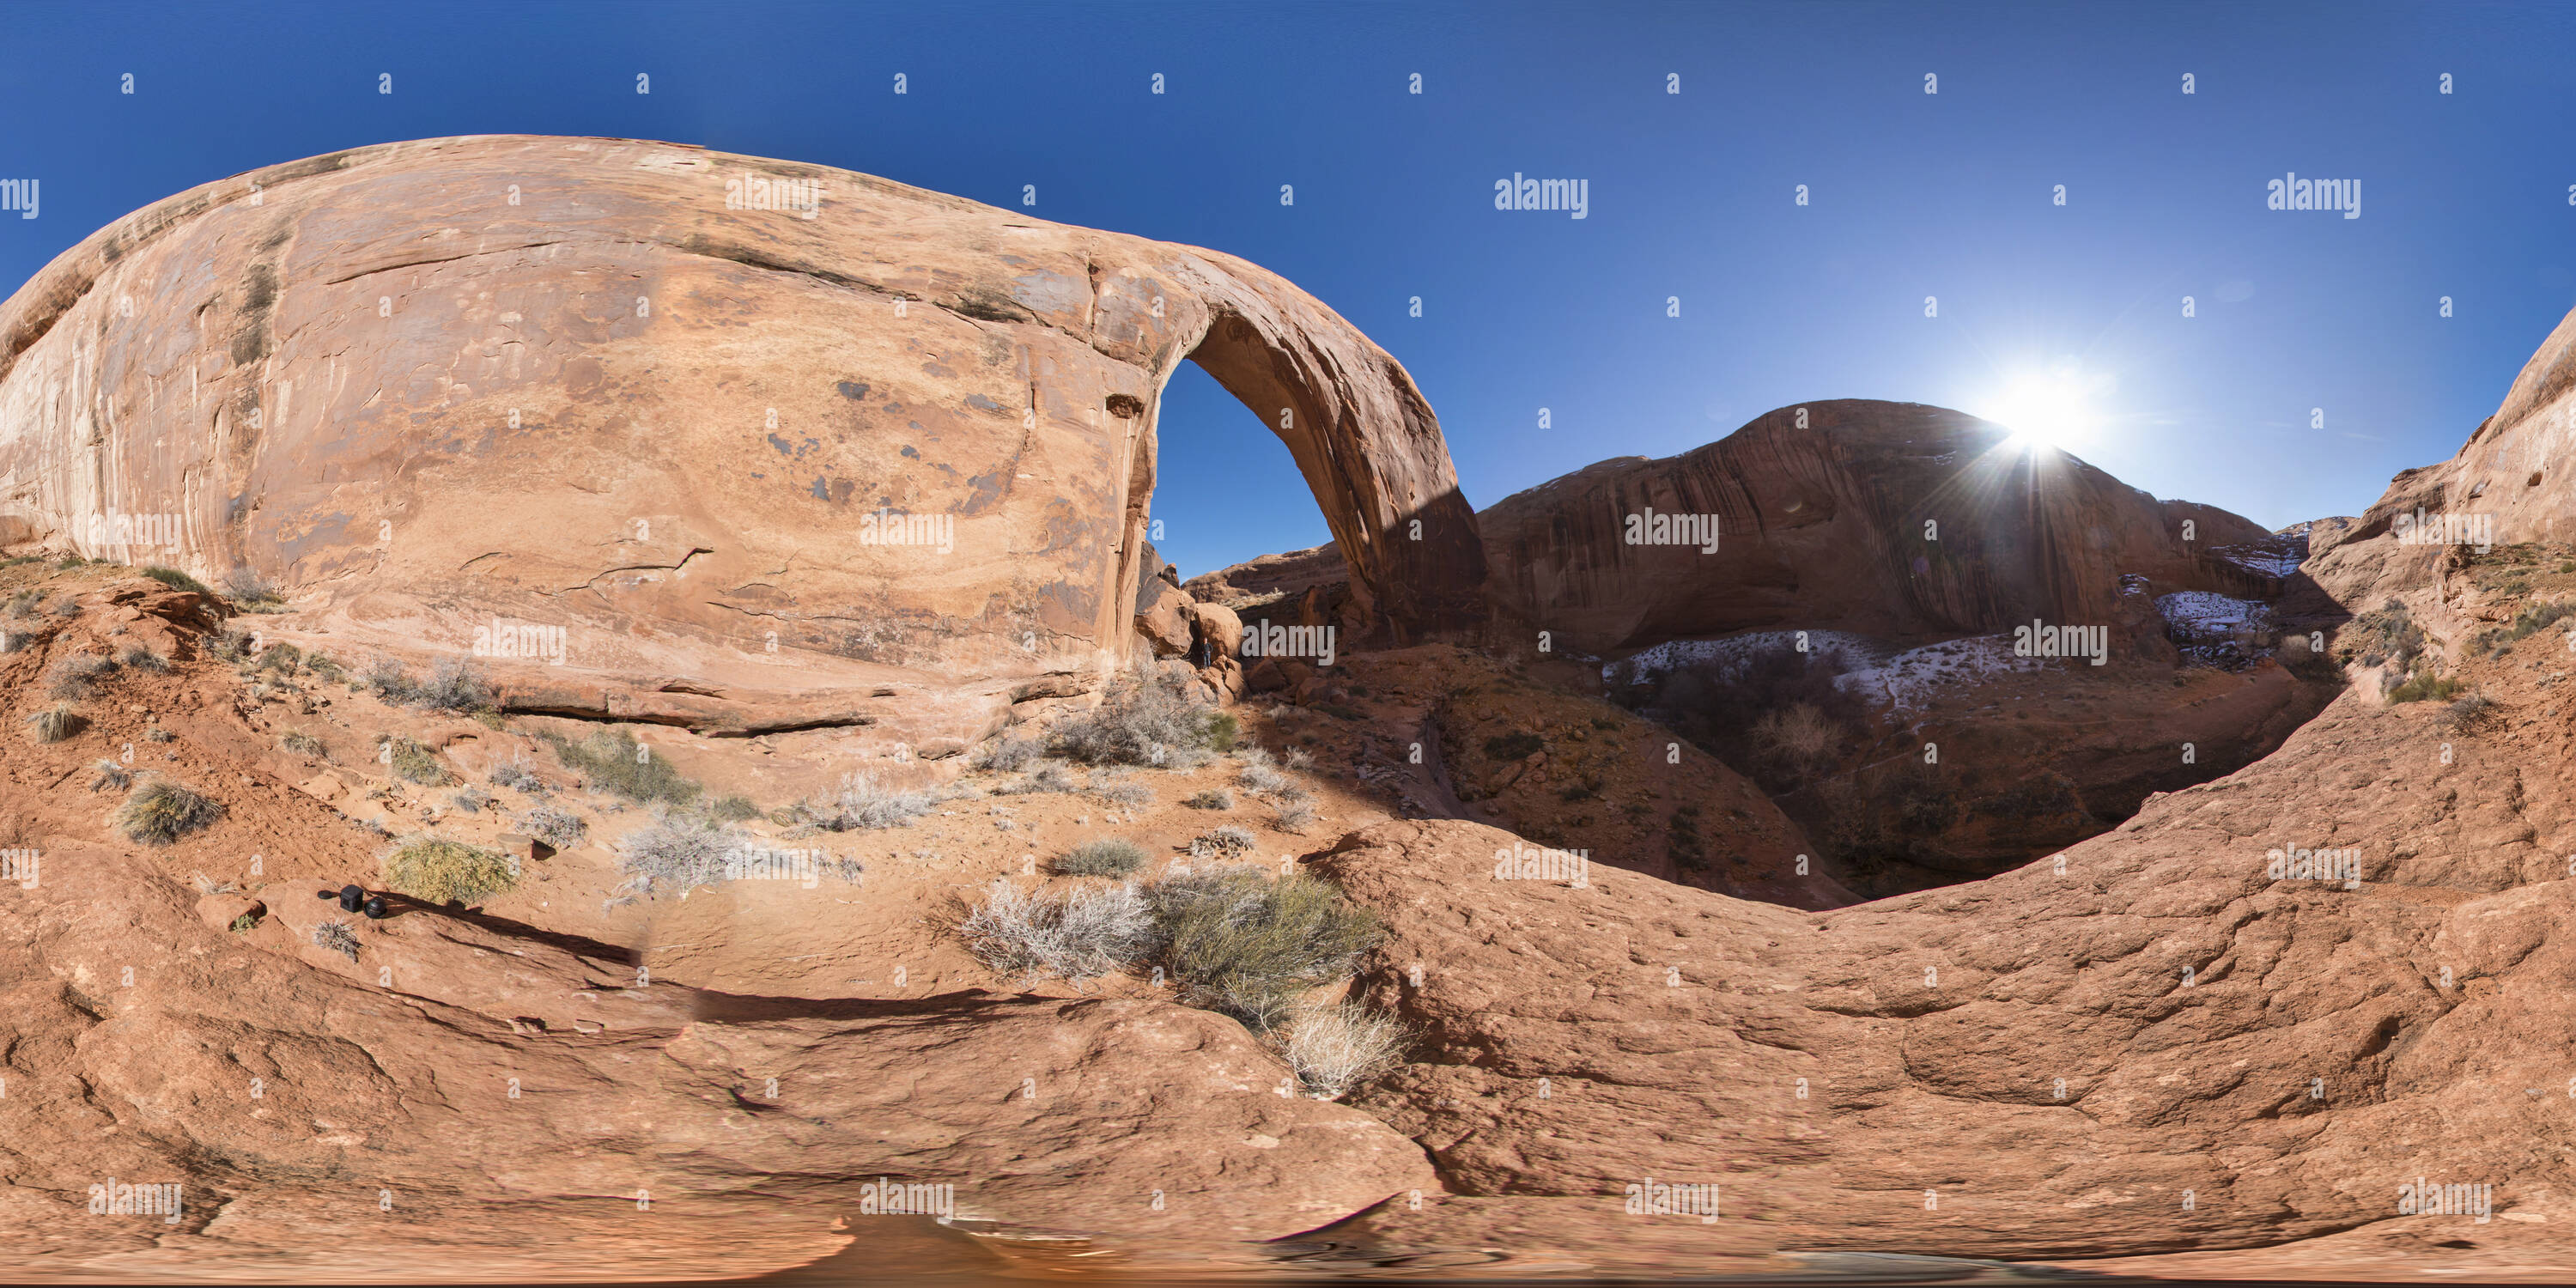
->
(3, 1), (2573, 578)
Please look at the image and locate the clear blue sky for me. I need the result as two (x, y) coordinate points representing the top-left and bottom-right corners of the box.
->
(4, 1), (2573, 579)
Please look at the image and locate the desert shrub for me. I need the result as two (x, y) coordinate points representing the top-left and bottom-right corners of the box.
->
(115, 777), (222, 845)
(209, 629), (254, 663)
(49, 596), (80, 616)
(993, 762), (1078, 795)
(222, 568), (285, 610)
(144, 727), (173, 743)
(381, 736), (452, 787)
(2, 590), (35, 619)
(1189, 824), (1259, 859)
(540, 728), (700, 805)
(312, 920), (361, 962)
(48, 653), (115, 699)
(975, 736), (1045, 772)
(450, 785), (493, 813)
(1285, 748), (1315, 771)
(1146, 865), (1382, 1030)
(708, 793), (762, 821)
(257, 642), (302, 673)
(489, 755), (542, 792)
(1050, 666), (1220, 769)
(88, 759), (130, 791)
(0, 629), (29, 653)
(1089, 774), (1153, 811)
(1055, 837), (1148, 877)
(27, 702), (82, 742)
(141, 566), (211, 595)
(367, 657), (413, 698)
(1184, 787), (1236, 811)
(959, 878), (1155, 985)
(303, 652), (347, 683)
(386, 837), (516, 905)
(1273, 799), (1318, 834)
(281, 730), (327, 756)
(519, 805), (588, 849)
(1280, 1000), (1412, 1098)
(1483, 731), (1544, 761)
(1615, 642), (1873, 793)
(793, 771), (942, 830)
(1205, 711), (1239, 752)
(2389, 672), (2464, 704)
(411, 656), (490, 712)
(2439, 693), (2498, 731)
(1751, 702), (1843, 773)
(228, 911), (259, 933)
(1238, 762), (1291, 796)
(617, 809), (747, 896)
(119, 645), (169, 673)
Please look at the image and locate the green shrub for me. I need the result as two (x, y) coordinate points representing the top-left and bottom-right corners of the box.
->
(228, 911), (260, 933)
(140, 566), (211, 594)
(1204, 711), (1239, 752)
(2390, 673), (2465, 704)
(381, 736), (452, 786)
(1147, 866), (1382, 1030)
(386, 837), (517, 904)
(116, 777), (222, 845)
(539, 727), (700, 804)
(1055, 838), (1148, 877)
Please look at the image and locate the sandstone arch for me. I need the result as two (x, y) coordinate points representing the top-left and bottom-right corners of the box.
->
(0, 136), (1485, 750)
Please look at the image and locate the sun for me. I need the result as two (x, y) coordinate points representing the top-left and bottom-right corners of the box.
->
(1989, 369), (2105, 453)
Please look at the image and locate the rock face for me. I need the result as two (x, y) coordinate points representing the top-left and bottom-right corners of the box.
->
(1477, 399), (2279, 656)
(0, 136), (1485, 752)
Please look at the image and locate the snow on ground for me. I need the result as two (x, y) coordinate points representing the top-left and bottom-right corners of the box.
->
(2158, 591), (2275, 642)
(1832, 635), (2047, 715)
(1607, 630), (1892, 686)
(2209, 542), (2305, 578)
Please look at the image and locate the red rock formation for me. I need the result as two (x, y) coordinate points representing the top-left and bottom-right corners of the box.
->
(0, 137), (1485, 755)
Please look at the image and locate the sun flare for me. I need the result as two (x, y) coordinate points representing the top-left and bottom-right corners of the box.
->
(1989, 369), (2107, 453)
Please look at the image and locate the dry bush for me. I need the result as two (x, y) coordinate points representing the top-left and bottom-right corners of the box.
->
(47, 653), (115, 699)
(115, 776), (222, 845)
(1188, 824), (1258, 859)
(88, 759), (130, 791)
(1050, 666), (1223, 769)
(1146, 864), (1381, 1030)
(280, 730), (327, 757)
(795, 772), (945, 830)
(1273, 799), (1318, 834)
(975, 736), (1045, 772)
(1238, 762), (1291, 796)
(1752, 702), (1843, 771)
(1280, 1000), (1413, 1099)
(1054, 838), (1148, 877)
(540, 727), (700, 804)
(312, 920), (361, 962)
(519, 805), (587, 849)
(993, 761), (1078, 795)
(382, 736), (452, 787)
(1089, 773), (1154, 811)
(958, 878), (1154, 985)
(617, 809), (746, 896)
(119, 645), (169, 672)
(386, 837), (516, 905)
(27, 702), (83, 743)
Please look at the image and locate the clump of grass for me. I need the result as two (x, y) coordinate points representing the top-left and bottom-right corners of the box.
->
(791, 771), (944, 830)
(257, 642), (302, 673)
(1188, 824), (1259, 860)
(993, 761), (1079, 795)
(958, 878), (1155, 985)
(450, 785), (494, 814)
(1273, 799), (1318, 834)
(1050, 666), (1224, 769)
(489, 754), (543, 792)
(1279, 999), (1412, 1099)
(115, 776), (222, 845)
(975, 736), (1045, 772)
(303, 652), (346, 683)
(386, 836), (517, 905)
(1205, 711), (1239, 752)
(27, 702), (83, 742)
(1285, 748), (1314, 771)
(89, 759), (131, 791)
(539, 727), (700, 805)
(708, 793), (761, 821)
(47, 653), (115, 699)
(1089, 773), (1153, 811)
(119, 645), (169, 673)
(281, 730), (328, 757)
(1238, 762), (1291, 796)
(140, 566), (211, 595)
(228, 911), (260, 933)
(1184, 787), (1236, 811)
(222, 568), (286, 611)
(519, 804), (587, 849)
(616, 808), (747, 896)
(312, 920), (361, 962)
(1055, 837), (1148, 877)
(1146, 864), (1382, 1030)
(380, 735), (453, 787)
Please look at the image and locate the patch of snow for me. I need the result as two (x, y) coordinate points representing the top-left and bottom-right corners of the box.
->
(1832, 635), (2047, 715)
(1607, 630), (1891, 686)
